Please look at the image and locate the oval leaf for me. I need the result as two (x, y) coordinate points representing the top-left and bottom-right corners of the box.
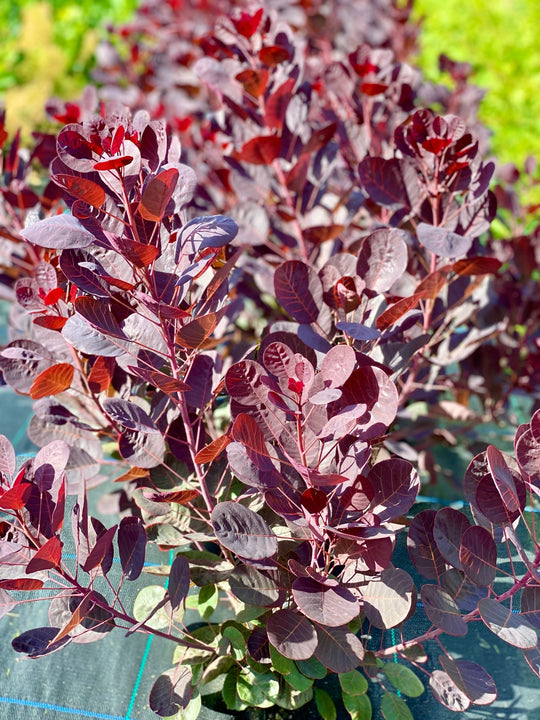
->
(267, 609), (318, 660)
(211, 501), (278, 560)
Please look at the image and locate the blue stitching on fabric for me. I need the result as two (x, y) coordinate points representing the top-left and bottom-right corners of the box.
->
(389, 628), (402, 697)
(0, 696), (125, 719)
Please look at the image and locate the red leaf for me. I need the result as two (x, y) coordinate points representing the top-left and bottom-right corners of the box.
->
(422, 137), (452, 154)
(30, 363), (74, 399)
(0, 483), (32, 511)
(33, 316), (68, 331)
(265, 78), (296, 130)
(452, 257), (502, 276)
(43, 288), (64, 306)
(111, 126), (125, 155)
(53, 175), (105, 209)
(138, 168), (179, 222)
(300, 488), (327, 514)
(176, 311), (223, 349)
(88, 356), (115, 393)
(232, 8), (264, 38)
(416, 268), (451, 300)
(127, 366), (191, 396)
(82, 525), (118, 573)
(303, 123), (337, 155)
(93, 156), (133, 171)
(26, 536), (63, 574)
(101, 275), (135, 291)
(360, 82), (388, 96)
(376, 292), (425, 330)
(144, 489), (199, 505)
(238, 136), (282, 165)
(236, 69), (269, 98)
(195, 434), (231, 464)
(259, 46), (291, 66)
(113, 239), (159, 268)
(0, 578), (44, 591)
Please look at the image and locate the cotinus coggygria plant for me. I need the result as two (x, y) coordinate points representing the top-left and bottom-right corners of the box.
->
(0, 3), (538, 719)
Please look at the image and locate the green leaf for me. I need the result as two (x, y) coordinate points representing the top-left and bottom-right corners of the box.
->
(383, 663), (424, 697)
(270, 645), (294, 674)
(174, 689), (202, 720)
(197, 584), (218, 619)
(296, 656), (328, 679)
(132, 585), (169, 630)
(222, 669), (246, 711)
(381, 692), (414, 720)
(285, 664), (314, 692)
(235, 604), (268, 623)
(339, 669), (369, 696)
(274, 684), (313, 711)
(343, 692), (372, 720)
(236, 670), (279, 707)
(315, 688), (337, 720)
(223, 626), (247, 661)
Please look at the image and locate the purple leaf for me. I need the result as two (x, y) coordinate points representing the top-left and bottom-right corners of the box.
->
(178, 214), (238, 251)
(292, 577), (359, 627)
(211, 501), (278, 560)
(486, 445), (522, 514)
(356, 228), (408, 293)
(433, 508), (471, 571)
(515, 428), (540, 484)
(12, 627), (71, 658)
(358, 157), (413, 209)
(521, 586), (540, 631)
(369, 459), (420, 522)
(20, 213), (96, 250)
(74, 297), (128, 340)
(440, 569), (488, 613)
(103, 398), (159, 433)
(420, 585), (467, 636)
(407, 510), (445, 580)
(59, 249), (110, 298)
(118, 516), (147, 581)
(266, 609), (318, 660)
(336, 322), (381, 341)
(149, 667), (192, 716)
(168, 554), (190, 610)
(229, 565), (280, 607)
(478, 598), (537, 649)
(320, 344), (356, 388)
(459, 526), (497, 587)
(417, 223), (473, 258)
(363, 567), (415, 629)
(82, 524), (117, 574)
(439, 656), (497, 706)
(118, 429), (166, 469)
(429, 671), (471, 712)
(62, 314), (128, 356)
(314, 625), (364, 672)
(274, 261), (323, 324)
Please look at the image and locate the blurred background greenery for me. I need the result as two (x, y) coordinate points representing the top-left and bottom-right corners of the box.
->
(0, 0), (539, 166)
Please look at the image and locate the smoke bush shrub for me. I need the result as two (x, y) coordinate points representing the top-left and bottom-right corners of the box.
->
(0, 2), (538, 719)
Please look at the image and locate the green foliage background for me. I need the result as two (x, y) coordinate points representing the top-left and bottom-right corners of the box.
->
(0, 0), (138, 138)
(414, 0), (540, 167)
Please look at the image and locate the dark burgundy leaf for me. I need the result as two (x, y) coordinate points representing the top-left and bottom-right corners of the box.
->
(440, 569), (488, 612)
(118, 428), (166, 469)
(149, 667), (192, 716)
(357, 229), (408, 293)
(229, 565), (280, 607)
(475, 472), (526, 524)
(369, 459), (420, 522)
(52, 175), (105, 209)
(118, 516), (146, 581)
(265, 78), (295, 130)
(417, 223), (472, 258)
(12, 627), (70, 658)
(82, 524), (117, 574)
(407, 510), (445, 580)
(59, 248), (110, 298)
(168, 554), (190, 610)
(420, 584), (467, 636)
(292, 576), (359, 627)
(478, 598), (537, 649)
(516, 428), (540, 483)
(128, 366), (190, 396)
(439, 656), (497, 705)
(486, 445), (522, 514)
(433, 508), (471, 570)
(363, 568), (415, 629)
(459, 526), (497, 587)
(452, 257), (502, 275)
(211, 501), (278, 560)
(376, 293), (425, 331)
(314, 625), (364, 672)
(415, 268), (450, 299)
(74, 297), (128, 340)
(358, 157), (412, 209)
(300, 488), (328, 514)
(274, 261), (323, 324)
(103, 398), (158, 433)
(266, 609), (318, 660)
